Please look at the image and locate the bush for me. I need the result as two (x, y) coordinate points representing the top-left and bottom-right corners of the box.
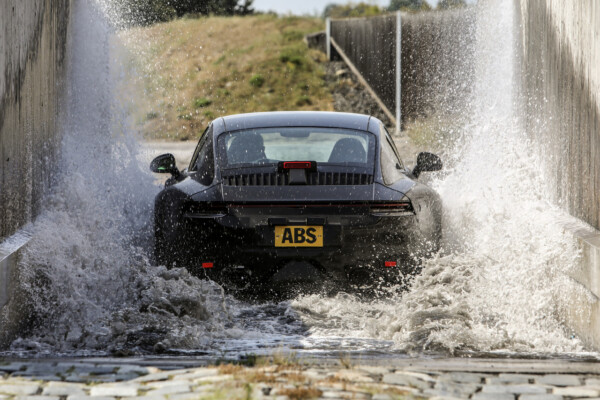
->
(323, 2), (384, 18)
(388, 0), (432, 11)
(249, 74), (265, 87)
(146, 111), (159, 120)
(282, 30), (304, 42)
(193, 97), (213, 108)
(296, 95), (312, 106)
(119, 0), (255, 26)
(279, 47), (305, 66)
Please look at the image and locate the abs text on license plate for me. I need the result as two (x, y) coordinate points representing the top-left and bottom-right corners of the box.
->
(274, 226), (323, 247)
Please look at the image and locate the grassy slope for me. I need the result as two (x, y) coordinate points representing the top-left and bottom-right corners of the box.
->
(120, 15), (332, 140)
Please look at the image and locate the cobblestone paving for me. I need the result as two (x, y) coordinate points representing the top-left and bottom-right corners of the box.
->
(2, 359), (600, 400)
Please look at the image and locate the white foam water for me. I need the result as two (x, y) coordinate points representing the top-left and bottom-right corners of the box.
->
(3, 0), (593, 357)
(289, 0), (587, 355)
(8, 0), (233, 356)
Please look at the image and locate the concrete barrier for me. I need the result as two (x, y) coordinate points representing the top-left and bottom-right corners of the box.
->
(0, 0), (71, 347)
(556, 217), (600, 350)
(329, 10), (475, 129)
(517, 0), (600, 231)
(0, 230), (31, 347)
(0, 0), (71, 242)
(516, 0), (600, 350)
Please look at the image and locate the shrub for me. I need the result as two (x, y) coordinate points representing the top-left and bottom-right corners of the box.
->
(249, 74), (265, 87)
(193, 97), (213, 108)
(279, 47), (305, 66)
(282, 30), (304, 42)
(296, 95), (312, 106)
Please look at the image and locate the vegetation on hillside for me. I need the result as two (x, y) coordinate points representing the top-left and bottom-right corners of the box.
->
(388, 0), (432, 12)
(437, 0), (467, 9)
(323, 3), (384, 18)
(116, 0), (254, 26)
(120, 15), (332, 140)
(323, 0), (464, 17)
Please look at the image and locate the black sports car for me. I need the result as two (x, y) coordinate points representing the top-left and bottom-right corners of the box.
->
(150, 112), (442, 293)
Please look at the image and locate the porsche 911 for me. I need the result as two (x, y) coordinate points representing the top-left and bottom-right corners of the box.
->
(150, 112), (443, 293)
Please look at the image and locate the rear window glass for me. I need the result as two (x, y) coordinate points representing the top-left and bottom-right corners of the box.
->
(218, 127), (375, 168)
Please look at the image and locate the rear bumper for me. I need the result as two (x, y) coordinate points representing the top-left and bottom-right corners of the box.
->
(179, 213), (430, 287)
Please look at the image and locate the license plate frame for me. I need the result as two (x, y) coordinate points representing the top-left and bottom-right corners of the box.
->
(274, 225), (324, 247)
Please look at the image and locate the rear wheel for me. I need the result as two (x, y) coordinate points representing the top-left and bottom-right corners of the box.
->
(154, 210), (192, 269)
(154, 219), (176, 268)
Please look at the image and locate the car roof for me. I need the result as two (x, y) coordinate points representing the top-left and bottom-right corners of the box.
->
(219, 111), (373, 132)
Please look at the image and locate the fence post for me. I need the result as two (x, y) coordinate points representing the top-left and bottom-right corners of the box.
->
(326, 18), (332, 61)
(395, 11), (402, 135)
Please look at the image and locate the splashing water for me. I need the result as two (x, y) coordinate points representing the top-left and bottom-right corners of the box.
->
(4, 0), (593, 357)
(9, 0), (233, 355)
(291, 0), (586, 355)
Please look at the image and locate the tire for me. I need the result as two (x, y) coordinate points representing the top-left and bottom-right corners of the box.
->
(154, 209), (189, 269)
(154, 217), (175, 268)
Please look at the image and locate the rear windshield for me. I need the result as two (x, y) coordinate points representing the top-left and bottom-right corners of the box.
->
(218, 127), (375, 168)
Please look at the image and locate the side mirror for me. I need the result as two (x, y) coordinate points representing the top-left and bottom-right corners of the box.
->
(412, 152), (442, 178)
(150, 153), (180, 177)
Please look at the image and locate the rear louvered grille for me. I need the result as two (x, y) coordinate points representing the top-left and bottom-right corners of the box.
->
(222, 172), (373, 186)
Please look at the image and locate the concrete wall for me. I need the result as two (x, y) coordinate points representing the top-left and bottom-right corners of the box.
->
(517, 0), (600, 230)
(0, 0), (71, 242)
(0, 0), (71, 348)
(0, 231), (32, 347)
(401, 9), (475, 123)
(329, 10), (475, 126)
(517, 0), (600, 350)
(330, 15), (398, 118)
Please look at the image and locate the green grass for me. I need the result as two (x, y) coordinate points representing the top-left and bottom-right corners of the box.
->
(249, 74), (265, 87)
(120, 15), (332, 140)
(194, 97), (213, 108)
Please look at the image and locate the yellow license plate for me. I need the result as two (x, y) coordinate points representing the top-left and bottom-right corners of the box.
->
(274, 226), (324, 247)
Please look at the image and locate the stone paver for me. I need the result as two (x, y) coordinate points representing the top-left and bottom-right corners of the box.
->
(372, 395), (393, 400)
(520, 395), (564, 400)
(553, 386), (600, 397)
(488, 374), (532, 384)
(536, 374), (581, 387)
(122, 397), (165, 400)
(442, 372), (486, 384)
(432, 380), (480, 397)
(171, 369), (218, 381)
(0, 360), (599, 400)
(482, 384), (548, 394)
(0, 384), (40, 396)
(472, 393), (515, 400)
(89, 385), (139, 397)
(144, 384), (190, 396)
(67, 396), (115, 400)
(382, 372), (432, 390)
(15, 397), (60, 400)
(42, 384), (86, 397)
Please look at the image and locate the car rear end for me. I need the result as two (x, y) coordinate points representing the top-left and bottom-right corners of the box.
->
(184, 125), (422, 291)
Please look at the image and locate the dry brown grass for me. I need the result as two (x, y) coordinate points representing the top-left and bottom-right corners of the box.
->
(278, 386), (323, 400)
(118, 15), (333, 140)
(281, 372), (307, 382)
(218, 363), (244, 375)
(243, 370), (278, 384)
